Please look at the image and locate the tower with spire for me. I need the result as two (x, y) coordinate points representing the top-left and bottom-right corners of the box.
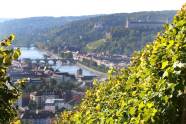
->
(125, 17), (129, 28)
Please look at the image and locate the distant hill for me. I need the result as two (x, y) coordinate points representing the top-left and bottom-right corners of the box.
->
(0, 16), (93, 46)
(0, 11), (177, 55)
(39, 11), (176, 55)
(0, 18), (12, 23)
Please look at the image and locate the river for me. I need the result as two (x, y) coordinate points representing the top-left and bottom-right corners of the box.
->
(20, 47), (96, 76)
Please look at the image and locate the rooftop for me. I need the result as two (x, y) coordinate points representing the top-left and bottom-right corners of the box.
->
(22, 110), (55, 119)
(45, 98), (64, 104)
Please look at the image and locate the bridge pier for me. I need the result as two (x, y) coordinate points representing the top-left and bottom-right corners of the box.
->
(44, 59), (49, 65)
(53, 60), (57, 65)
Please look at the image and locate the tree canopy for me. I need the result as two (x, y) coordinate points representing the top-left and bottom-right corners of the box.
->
(60, 3), (186, 124)
(0, 35), (24, 123)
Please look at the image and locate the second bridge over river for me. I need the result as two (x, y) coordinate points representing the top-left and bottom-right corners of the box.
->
(19, 58), (76, 65)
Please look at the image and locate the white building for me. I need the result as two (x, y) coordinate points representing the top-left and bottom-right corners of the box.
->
(45, 99), (72, 113)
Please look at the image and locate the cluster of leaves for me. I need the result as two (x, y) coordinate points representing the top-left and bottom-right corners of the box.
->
(0, 35), (25, 123)
(60, 4), (186, 124)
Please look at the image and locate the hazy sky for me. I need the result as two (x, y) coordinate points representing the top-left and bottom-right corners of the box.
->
(0, 0), (185, 18)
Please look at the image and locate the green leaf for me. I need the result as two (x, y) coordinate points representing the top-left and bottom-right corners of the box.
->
(12, 48), (21, 60)
(161, 61), (169, 69)
(162, 70), (169, 78)
(146, 103), (154, 109)
(129, 107), (135, 115)
(176, 20), (186, 27)
(167, 40), (175, 48)
(3, 56), (11, 65)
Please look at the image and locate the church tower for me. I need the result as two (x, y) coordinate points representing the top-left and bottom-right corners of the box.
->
(125, 18), (129, 28)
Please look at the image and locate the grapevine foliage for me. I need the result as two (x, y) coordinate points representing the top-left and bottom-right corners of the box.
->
(0, 35), (24, 124)
(60, 4), (186, 124)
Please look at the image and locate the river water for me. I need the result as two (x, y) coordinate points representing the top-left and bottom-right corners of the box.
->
(20, 47), (95, 76)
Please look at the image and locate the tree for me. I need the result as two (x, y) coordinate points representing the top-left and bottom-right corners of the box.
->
(0, 35), (25, 123)
(60, 52), (73, 59)
(28, 100), (37, 110)
(60, 3), (186, 124)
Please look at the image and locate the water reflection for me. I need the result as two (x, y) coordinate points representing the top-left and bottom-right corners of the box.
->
(20, 47), (95, 76)
(20, 47), (44, 59)
(53, 65), (94, 76)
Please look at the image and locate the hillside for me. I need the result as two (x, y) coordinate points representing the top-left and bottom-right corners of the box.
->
(37, 11), (176, 55)
(0, 16), (92, 46)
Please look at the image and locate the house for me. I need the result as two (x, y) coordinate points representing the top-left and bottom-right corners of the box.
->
(52, 72), (76, 82)
(21, 110), (55, 124)
(45, 99), (72, 113)
(30, 91), (61, 108)
(125, 18), (168, 29)
(69, 90), (85, 105)
(93, 23), (103, 29)
(21, 93), (30, 107)
(76, 68), (83, 78)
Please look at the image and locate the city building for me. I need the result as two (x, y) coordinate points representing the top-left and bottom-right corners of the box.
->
(45, 99), (72, 113)
(30, 91), (60, 108)
(125, 18), (168, 29)
(21, 110), (55, 124)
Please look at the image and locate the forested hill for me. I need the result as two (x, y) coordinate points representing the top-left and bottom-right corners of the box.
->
(0, 11), (176, 55)
(0, 16), (92, 46)
(39, 11), (176, 55)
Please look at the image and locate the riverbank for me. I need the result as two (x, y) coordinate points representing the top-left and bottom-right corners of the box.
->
(76, 62), (107, 77)
(38, 48), (107, 77)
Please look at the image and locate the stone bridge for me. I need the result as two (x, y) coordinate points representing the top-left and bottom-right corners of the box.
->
(20, 58), (75, 65)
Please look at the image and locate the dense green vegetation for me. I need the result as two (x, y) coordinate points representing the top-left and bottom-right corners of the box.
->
(91, 28), (160, 55)
(60, 51), (73, 59)
(85, 39), (106, 52)
(0, 35), (25, 123)
(60, 4), (186, 123)
(39, 11), (176, 55)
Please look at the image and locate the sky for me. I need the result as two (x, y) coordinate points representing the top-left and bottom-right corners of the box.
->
(0, 0), (185, 18)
